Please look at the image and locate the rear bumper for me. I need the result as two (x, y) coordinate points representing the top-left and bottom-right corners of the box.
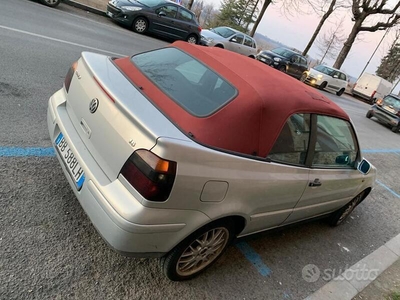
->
(47, 89), (210, 257)
(369, 105), (400, 127)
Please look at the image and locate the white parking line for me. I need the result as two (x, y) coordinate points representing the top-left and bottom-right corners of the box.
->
(0, 24), (125, 57)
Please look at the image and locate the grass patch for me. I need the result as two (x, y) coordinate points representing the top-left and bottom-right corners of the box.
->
(387, 291), (400, 300)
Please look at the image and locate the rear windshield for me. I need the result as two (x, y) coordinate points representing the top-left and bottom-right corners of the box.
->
(131, 48), (237, 117)
(383, 95), (400, 109)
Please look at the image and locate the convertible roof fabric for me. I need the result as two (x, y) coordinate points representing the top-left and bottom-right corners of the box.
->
(115, 41), (349, 158)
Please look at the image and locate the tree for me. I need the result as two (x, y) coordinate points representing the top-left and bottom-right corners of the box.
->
(187, 0), (194, 10)
(216, 0), (259, 33)
(333, 0), (400, 69)
(250, 0), (273, 37)
(315, 18), (346, 63)
(376, 29), (400, 82)
(302, 0), (337, 56)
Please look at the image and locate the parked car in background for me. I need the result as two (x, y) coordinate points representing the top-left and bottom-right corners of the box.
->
(366, 94), (400, 133)
(106, 0), (201, 44)
(352, 73), (392, 103)
(200, 26), (257, 58)
(47, 41), (375, 281)
(301, 65), (348, 96)
(256, 47), (308, 79)
(39, 0), (60, 7)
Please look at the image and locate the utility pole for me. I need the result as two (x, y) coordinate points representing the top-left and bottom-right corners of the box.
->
(357, 27), (390, 79)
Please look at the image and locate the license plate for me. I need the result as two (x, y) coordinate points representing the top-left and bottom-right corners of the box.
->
(383, 105), (396, 114)
(106, 11), (113, 17)
(55, 132), (85, 190)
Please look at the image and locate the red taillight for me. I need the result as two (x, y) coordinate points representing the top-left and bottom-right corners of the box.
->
(64, 61), (78, 93)
(371, 90), (376, 98)
(198, 26), (202, 32)
(120, 150), (177, 202)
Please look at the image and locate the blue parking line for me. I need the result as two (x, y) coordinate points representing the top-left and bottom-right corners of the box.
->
(376, 180), (400, 198)
(0, 147), (55, 157)
(236, 241), (272, 277)
(363, 149), (400, 153)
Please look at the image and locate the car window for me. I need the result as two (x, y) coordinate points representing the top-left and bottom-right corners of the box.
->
(177, 8), (193, 22)
(267, 114), (311, 165)
(313, 65), (335, 76)
(244, 36), (253, 47)
(252, 40), (256, 48)
(132, 48), (237, 117)
(271, 47), (295, 59)
(300, 57), (307, 65)
(156, 5), (177, 18)
(313, 115), (358, 168)
(339, 73), (347, 81)
(211, 27), (235, 38)
(292, 55), (300, 63)
(231, 34), (244, 44)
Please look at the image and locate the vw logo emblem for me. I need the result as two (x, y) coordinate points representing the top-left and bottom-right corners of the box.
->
(89, 98), (99, 114)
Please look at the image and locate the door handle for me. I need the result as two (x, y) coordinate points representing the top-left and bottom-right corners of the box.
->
(309, 178), (322, 187)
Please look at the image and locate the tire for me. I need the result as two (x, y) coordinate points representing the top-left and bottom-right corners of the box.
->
(391, 126), (399, 133)
(248, 55), (255, 59)
(278, 65), (286, 73)
(132, 17), (148, 34)
(319, 82), (327, 90)
(214, 44), (224, 48)
(300, 73), (307, 82)
(186, 34), (198, 44)
(336, 88), (345, 96)
(366, 111), (373, 119)
(328, 191), (365, 226)
(160, 219), (235, 281)
(40, 0), (61, 7)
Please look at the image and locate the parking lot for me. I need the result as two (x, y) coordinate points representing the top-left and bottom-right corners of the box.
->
(1, 1), (400, 299)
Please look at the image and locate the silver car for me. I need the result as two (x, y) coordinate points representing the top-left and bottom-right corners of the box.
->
(200, 26), (257, 58)
(47, 41), (375, 281)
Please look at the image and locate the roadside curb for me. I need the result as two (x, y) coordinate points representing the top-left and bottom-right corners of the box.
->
(304, 233), (400, 300)
(63, 0), (106, 16)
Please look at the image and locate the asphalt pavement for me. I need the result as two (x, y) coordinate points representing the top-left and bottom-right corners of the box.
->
(1, 1), (400, 299)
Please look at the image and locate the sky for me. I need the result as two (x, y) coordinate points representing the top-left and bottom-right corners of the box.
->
(206, 0), (400, 94)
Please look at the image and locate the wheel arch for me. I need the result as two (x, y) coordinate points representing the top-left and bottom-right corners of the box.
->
(214, 44), (224, 48)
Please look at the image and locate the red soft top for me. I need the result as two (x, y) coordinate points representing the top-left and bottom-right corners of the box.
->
(115, 41), (349, 158)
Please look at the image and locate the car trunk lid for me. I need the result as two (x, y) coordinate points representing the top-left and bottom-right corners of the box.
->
(64, 52), (178, 181)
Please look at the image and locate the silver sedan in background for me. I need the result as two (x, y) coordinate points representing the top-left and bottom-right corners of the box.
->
(200, 26), (258, 58)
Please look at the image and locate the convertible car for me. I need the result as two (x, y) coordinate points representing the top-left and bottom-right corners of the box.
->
(47, 41), (375, 281)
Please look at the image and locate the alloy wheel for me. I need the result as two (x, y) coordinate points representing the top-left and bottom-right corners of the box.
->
(176, 227), (229, 276)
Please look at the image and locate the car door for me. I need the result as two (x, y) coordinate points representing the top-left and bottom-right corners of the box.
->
(328, 71), (341, 91)
(287, 55), (301, 77)
(283, 114), (365, 224)
(243, 35), (255, 57)
(152, 5), (179, 38)
(175, 8), (196, 39)
(226, 33), (244, 54)
(241, 113), (311, 235)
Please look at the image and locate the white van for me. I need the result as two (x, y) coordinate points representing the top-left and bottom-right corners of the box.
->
(352, 73), (392, 103)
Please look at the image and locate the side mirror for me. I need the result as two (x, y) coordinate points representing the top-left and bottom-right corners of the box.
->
(158, 11), (166, 17)
(357, 159), (371, 175)
(335, 154), (350, 165)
